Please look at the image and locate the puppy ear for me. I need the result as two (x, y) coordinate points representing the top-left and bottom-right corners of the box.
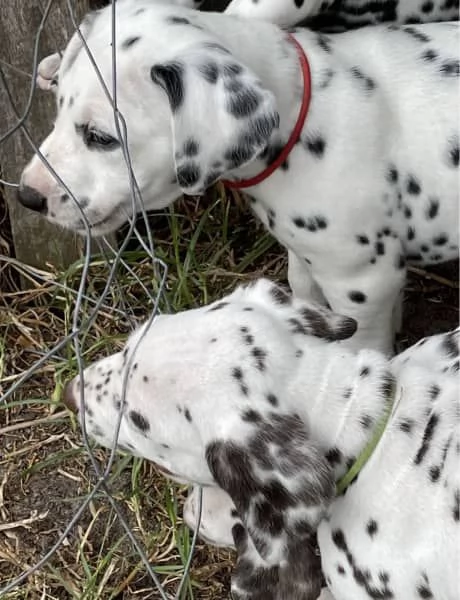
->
(206, 412), (334, 599)
(151, 43), (279, 195)
(295, 301), (358, 342)
(237, 279), (358, 342)
(36, 53), (62, 92)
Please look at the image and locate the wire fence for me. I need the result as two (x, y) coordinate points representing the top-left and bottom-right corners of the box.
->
(0, 1), (233, 597)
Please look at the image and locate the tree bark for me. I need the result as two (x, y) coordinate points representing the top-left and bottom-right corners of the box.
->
(0, 0), (90, 272)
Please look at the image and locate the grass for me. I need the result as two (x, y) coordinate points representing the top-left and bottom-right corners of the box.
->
(0, 184), (286, 600)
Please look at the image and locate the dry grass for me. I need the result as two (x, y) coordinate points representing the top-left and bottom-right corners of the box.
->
(0, 184), (458, 599)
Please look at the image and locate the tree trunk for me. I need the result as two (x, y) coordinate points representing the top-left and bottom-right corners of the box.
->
(0, 0), (90, 273)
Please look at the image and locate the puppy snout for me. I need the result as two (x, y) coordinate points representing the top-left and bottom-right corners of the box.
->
(17, 185), (48, 214)
(62, 380), (77, 412)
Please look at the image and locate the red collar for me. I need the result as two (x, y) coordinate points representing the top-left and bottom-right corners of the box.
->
(222, 33), (311, 190)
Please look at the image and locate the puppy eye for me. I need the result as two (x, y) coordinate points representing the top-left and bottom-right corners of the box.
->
(86, 128), (120, 150)
(76, 124), (120, 150)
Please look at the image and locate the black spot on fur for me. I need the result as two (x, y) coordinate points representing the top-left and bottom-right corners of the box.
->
(375, 241), (385, 255)
(151, 62), (184, 112)
(209, 301), (229, 312)
(428, 384), (441, 401)
(399, 417), (414, 433)
(421, 48), (438, 62)
(359, 415), (374, 429)
(183, 138), (200, 157)
(266, 393), (278, 406)
(395, 254), (406, 269)
(223, 62), (243, 77)
(184, 408), (192, 422)
(122, 36), (140, 49)
(293, 216), (307, 228)
(406, 175), (421, 195)
(366, 519), (378, 537)
(417, 584), (434, 598)
(319, 68), (335, 89)
(232, 367), (243, 380)
(325, 447), (342, 467)
(453, 489), (460, 522)
(349, 290), (367, 303)
(426, 198), (439, 219)
(403, 26), (430, 42)
(386, 166), (398, 183)
(350, 67), (376, 91)
(317, 33), (333, 52)
(130, 410), (150, 433)
(421, 0), (434, 10)
(252, 347), (267, 371)
(447, 136), (459, 167)
(167, 16), (191, 25)
(429, 465), (440, 482)
(226, 87), (261, 119)
(332, 529), (347, 551)
(304, 134), (326, 157)
(242, 409), (262, 423)
(224, 143), (256, 170)
(356, 234), (370, 244)
(414, 413), (439, 465)
(198, 61), (219, 84)
(293, 215), (328, 232)
(442, 332), (458, 358)
(432, 233), (448, 247)
(440, 60), (459, 76)
(260, 140), (289, 170)
(176, 163), (200, 188)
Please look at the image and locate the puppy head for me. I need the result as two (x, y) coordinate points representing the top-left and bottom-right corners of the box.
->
(64, 279), (355, 597)
(18, 0), (279, 235)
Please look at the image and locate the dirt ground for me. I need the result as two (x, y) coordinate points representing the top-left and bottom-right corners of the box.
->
(0, 191), (458, 599)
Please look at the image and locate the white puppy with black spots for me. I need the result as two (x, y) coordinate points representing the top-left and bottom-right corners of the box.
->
(18, 0), (459, 354)
(224, 0), (459, 29)
(63, 279), (460, 600)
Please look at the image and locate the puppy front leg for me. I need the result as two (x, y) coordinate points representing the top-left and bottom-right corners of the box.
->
(314, 236), (406, 355)
(288, 250), (327, 305)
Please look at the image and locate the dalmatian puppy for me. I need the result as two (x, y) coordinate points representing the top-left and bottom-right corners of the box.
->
(224, 0), (459, 29)
(62, 278), (460, 600)
(18, 1), (459, 354)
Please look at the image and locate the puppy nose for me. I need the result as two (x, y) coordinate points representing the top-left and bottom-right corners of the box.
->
(17, 185), (48, 213)
(62, 381), (77, 412)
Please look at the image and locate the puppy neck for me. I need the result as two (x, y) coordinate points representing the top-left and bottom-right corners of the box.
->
(290, 342), (396, 482)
